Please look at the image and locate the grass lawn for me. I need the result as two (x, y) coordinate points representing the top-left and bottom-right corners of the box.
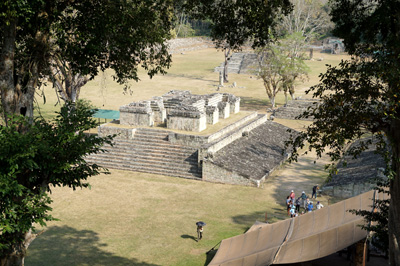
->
(26, 47), (347, 265)
(35, 48), (350, 118)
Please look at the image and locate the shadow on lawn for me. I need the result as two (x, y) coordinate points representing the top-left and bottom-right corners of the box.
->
(181, 234), (197, 241)
(26, 225), (160, 266)
(240, 96), (270, 112)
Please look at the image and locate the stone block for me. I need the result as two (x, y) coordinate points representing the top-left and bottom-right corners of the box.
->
(206, 106), (219, 125)
(119, 101), (154, 126)
(167, 109), (207, 132)
(218, 102), (230, 119)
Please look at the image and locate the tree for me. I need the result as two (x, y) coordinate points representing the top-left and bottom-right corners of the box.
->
(286, 1), (400, 264)
(279, 33), (310, 103)
(350, 179), (390, 256)
(185, 0), (293, 83)
(0, 0), (295, 263)
(278, 0), (333, 42)
(254, 33), (309, 108)
(0, 102), (114, 265)
(0, 0), (174, 120)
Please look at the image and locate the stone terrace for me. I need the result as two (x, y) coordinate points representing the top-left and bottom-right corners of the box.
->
(272, 99), (319, 120)
(203, 121), (294, 186)
(323, 137), (386, 198)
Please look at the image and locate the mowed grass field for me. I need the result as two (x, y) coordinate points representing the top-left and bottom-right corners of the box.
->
(35, 48), (349, 117)
(26, 47), (348, 266)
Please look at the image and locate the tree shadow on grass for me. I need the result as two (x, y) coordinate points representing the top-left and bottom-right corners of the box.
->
(26, 225), (160, 266)
(240, 97), (270, 111)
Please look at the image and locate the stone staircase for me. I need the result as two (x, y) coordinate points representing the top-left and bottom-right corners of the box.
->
(273, 99), (319, 120)
(214, 52), (258, 74)
(214, 53), (245, 74)
(85, 128), (202, 179)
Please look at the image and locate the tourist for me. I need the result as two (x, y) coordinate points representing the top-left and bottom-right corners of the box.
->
(312, 185), (319, 199)
(197, 225), (203, 241)
(290, 206), (296, 217)
(286, 196), (292, 216)
(289, 190), (295, 202)
(316, 201), (324, 209)
(301, 191), (307, 209)
(295, 197), (301, 212)
(307, 201), (314, 212)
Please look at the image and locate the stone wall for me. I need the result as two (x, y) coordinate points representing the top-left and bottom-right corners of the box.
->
(322, 183), (378, 199)
(322, 137), (386, 199)
(218, 102), (230, 119)
(202, 160), (263, 187)
(120, 101), (154, 126)
(98, 123), (136, 140)
(118, 91), (241, 132)
(168, 133), (208, 148)
(198, 114), (268, 163)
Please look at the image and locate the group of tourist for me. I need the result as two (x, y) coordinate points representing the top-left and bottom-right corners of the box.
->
(286, 185), (324, 218)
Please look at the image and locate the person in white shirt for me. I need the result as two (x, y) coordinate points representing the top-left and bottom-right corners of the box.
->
(316, 201), (324, 209)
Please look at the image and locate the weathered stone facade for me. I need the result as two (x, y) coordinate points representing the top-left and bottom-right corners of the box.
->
(119, 101), (154, 127)
(202, 120), (295, 186)
(322, 137), (387, 198)
(118, 90), (240, 132)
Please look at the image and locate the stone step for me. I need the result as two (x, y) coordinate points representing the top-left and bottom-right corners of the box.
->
(133, 132), (169, 141)
(85, 158), (201, 179)
(108, 141), (196, 154)
(94, 149), (198, 162)
(88, 153), (198, 170)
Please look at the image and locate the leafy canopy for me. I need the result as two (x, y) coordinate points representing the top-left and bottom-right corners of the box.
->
(0, 102), (114, 257)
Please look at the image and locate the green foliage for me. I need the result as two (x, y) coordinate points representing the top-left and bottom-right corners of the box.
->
(0, 102), (114, 258)
(286, 0), (400, 262)
(185, 0), (293, 50)
(254, 33), (309, 107)
(349, 180), (389, 254)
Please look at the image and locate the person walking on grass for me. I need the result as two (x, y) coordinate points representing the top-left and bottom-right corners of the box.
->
(196, 221), (206, 241)
(289, 190), (295, 202)
(301, 191), (307, 209)
(295, 197), (301, 212)
(286, 196), (292, 216)
(197, 225), (203, 241)
(312, 185), (319, 199)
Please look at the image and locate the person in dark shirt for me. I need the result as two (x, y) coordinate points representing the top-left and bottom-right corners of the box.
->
(312, 185), (319, 199)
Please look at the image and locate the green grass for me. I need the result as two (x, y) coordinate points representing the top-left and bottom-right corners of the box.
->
(26, 164), (330, 266)
(35, 49), (350, 118)
(26, 48), (347, 266)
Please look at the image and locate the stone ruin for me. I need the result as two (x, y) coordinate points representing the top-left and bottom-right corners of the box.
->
(119, 90), (241, 132)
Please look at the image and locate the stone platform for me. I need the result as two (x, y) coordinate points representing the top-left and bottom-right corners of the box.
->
(85, 91), (298, 187)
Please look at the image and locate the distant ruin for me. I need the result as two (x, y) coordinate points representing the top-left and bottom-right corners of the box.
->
(119, 90), (240, 132)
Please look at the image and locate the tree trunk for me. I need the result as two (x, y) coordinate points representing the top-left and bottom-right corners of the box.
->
(0, 19), (42, 123)
(0, 230), (38, 266)
(50, 60), (89, 104)
(388, 119), (400, 266)
(270, 96), (275, 108)
(0, 18), (17, 124)
(290, 85), (295, 101)
(223, 48), (231, 83)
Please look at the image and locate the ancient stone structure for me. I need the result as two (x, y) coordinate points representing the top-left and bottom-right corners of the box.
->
(85, 90), (298, 187)
(119, 90), (240, 132)
(322, 137), (387, 198)
(272, 98), (320, 120)
(214, 52), (258, 74)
